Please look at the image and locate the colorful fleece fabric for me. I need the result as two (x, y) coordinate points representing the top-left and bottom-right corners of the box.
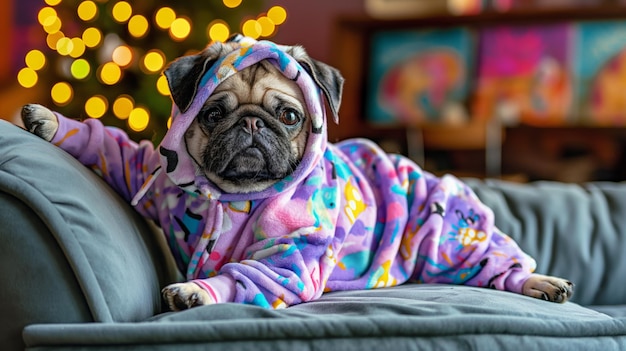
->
(49, 36), (537, 309)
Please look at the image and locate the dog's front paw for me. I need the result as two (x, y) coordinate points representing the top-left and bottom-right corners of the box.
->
(21, 104), (59, 142)
(162, 282), (212, 311)
(522, 274), (573, 303)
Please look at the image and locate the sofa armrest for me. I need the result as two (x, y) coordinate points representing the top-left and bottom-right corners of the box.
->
(0, 121), (179, 350)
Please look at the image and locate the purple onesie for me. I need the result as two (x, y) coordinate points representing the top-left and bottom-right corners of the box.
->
(49, 36), (536, 309)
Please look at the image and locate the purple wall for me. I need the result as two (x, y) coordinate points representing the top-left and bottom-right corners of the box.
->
(269, 0), (366, 63)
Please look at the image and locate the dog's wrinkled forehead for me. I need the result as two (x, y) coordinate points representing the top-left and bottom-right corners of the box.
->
(163, 35), (344, 124)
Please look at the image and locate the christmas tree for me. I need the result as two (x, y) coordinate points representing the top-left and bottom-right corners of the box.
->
(17, 0), (287, 142)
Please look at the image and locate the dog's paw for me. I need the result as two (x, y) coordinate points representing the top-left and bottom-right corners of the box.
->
(21, 104), (59, 142)
(522, 274), (573, 303)
(162, 282), (212, 311)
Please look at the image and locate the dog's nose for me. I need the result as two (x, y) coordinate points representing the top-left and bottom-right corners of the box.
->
(241, 116), (264, 134)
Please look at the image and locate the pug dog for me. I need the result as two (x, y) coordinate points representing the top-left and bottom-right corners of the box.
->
(183, 59), (311, 195)
(21, 34), (573, 311)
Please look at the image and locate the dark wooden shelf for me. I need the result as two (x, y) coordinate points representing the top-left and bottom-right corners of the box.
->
(336, 5), (626, 30)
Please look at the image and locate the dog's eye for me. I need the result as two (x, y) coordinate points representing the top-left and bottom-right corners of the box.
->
(200, 107), (223, 123)
(206, 107), (222, 120)
(279, 109), (300, 126)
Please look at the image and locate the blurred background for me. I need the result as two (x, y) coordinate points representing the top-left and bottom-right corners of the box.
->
(2, 0), (626, 183)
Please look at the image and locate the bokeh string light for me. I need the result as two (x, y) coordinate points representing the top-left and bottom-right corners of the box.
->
(112, 95), (134, 119)
(155, 7), (176, 30)
(18, 0), (288, 140)
(70, 59), (90, 79)
(85, 95), (108, 118)
(50, 82), (73, 106)
(77, 1), (98, 22)
(111, 1), (132, 23)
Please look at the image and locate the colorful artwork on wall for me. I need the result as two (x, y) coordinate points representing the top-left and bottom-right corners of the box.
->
(366, 28), (474, 125)
(365, 19), (626, 127)
(574, 21), (626, 126)
(472, 23), (574, 126)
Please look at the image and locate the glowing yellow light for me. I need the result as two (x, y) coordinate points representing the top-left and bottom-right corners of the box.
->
(112, 45), (133, 67)
(41, 14), (56, 27)
(448, 0), (483, 15)
(143, 50), (165, 73)
(46, 31), (65, 50)
(268, 6), (287, 25)
(17, 68), (38, 88)
(223, 0), (242, 8)
(167, 116), (172, 129)
(112, 1), (132, 23)
(242, 19), (262, 39)
(70, 59), (90, 79)
(155, 7), (176, 29)
(208, 21), (230, 42)
(128, 107), (150, 132)
(41, 16), (59, 31)
(38, 7), (57, 26)
(45, 0), (62, 5)
(169, 17), (191, 40)
(156, 74), (170, 96)
(56, 37), (74, 56)
(128, 14), (149, 38)
(257, 16), (275, 37)
(43, 16), (62, 34)
(51, 82), (73, 105)
(99, 62), (122, 85)
(77, 1), (98, 22)
(69, 38), (86, 58)
(85, 95), (108, 118)
(113, 95), (134, 119)
(82, 27), (102, 48)
(25, 50), (46, 71)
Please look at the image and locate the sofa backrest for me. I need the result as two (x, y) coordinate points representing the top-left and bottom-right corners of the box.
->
(467, 178), (626, 306)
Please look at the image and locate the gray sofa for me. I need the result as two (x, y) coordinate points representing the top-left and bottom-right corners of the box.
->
(2, 119), (626, 350)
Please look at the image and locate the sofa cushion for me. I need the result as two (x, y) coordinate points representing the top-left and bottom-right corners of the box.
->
(0, 121), (179, 349)
(23, 285), (626, 350)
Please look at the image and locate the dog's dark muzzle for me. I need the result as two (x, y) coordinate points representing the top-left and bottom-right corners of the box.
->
(201, 105), (300, 184)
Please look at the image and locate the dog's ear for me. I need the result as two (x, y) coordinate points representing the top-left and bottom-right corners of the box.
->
(287, 46), (344, 124)
(164, 42), (228, 113)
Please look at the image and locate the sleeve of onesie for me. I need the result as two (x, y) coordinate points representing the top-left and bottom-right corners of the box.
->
(193, 227), (336, 309)
(50, 113), (160, 220)
(192, 188), (342, 309)
(415, 172), (537, 294)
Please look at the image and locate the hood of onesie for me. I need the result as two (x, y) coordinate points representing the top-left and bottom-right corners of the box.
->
(157, 35), (335, 202)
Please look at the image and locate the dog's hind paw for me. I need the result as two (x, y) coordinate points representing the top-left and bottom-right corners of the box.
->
(162, 282), (212, 311)
(522, 274), (574, 303)
(21, 104), (58, 142)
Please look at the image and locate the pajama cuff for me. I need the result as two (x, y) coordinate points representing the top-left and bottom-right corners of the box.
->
(192, 274), (237, 304)
(504, 268), (534, 294)
(51, 112), (84, 147)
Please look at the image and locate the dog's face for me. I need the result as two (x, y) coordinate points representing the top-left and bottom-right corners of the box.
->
(164, 37), (344, 194)
(184, 61), (311, 193)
